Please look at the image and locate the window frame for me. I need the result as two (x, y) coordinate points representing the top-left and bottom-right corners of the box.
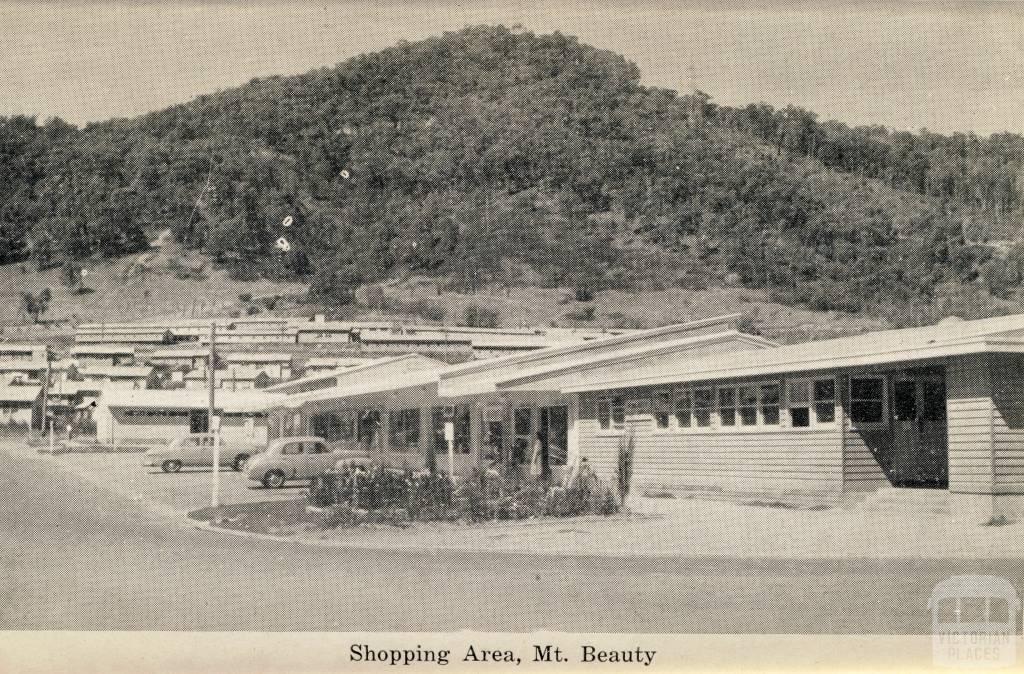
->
(849, 375), (888, 428)
(596, 394), (626, 433)
(652, 388), (672, 430)
(388, 407), (421, 453)
(786, 377), (838, 429)
(667, 382), (782, 432)
(715, 381), (782, 429)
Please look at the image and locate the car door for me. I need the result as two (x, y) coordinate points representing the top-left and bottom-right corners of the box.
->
(279, 441), (304, 478)
(180, 436), (205, 466)
(303, 441), (335, 477)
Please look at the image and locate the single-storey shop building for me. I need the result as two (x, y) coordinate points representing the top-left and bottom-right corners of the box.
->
(96, 389), (275, 447)
(546, 314), (1024, 519)
(265, 316), (771, 479)
(261, 312), (1024, 519)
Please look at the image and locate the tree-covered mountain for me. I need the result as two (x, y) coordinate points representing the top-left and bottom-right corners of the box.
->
(2, 25), (1023, 323)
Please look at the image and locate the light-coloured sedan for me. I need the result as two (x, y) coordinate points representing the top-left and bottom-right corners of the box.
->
(144, 434), (263, 473)
(245, 436), (370, 488)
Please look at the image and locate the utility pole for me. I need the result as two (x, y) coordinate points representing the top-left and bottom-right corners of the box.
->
(40, 351), (50, 438)
(209, 321), (220, 508)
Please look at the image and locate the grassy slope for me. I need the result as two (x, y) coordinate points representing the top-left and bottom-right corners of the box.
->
(0, 236), (305, 343)
(0, 238), (886, 346)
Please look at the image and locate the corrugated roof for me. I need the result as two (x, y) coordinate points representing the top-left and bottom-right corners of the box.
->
(437, 315), (750, 396)
(496, 332), (775, 392)
(468, 334), (583, 349)
(270, 367), (442, 410)
(562, 314), (1024, 392)
(263, 354), (441, 393)
(359, 332), (473, 344)
(303, 357), (380, 368)
(294, 321), (354, 332)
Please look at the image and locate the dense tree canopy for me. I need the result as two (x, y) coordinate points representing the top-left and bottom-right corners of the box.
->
(1, 25), (1020, 320)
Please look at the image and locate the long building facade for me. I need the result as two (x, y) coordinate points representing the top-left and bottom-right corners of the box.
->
(258, 313), (1024, 520)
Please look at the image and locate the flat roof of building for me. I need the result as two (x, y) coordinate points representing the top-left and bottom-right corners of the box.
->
(101, 388), (277, 412)
(561, 314), (1024, 392)
(72, 345), (136, 355)
(222, 352), (293, 362)
(150, 348), (210, 359)
(303, 357), (380, 368)
(78, 365), (152, 378)
(0, 343), (47, 352)
(0, 385), (42, 402)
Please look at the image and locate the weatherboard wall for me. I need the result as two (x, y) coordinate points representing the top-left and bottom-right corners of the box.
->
(989, 353), (1024, 494)
(575, 377), (845, 496)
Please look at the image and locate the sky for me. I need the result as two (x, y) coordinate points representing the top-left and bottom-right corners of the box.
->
(1, 0), (1022, 135)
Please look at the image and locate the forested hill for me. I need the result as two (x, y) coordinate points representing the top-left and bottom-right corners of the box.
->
(3, 25), (1024, 323)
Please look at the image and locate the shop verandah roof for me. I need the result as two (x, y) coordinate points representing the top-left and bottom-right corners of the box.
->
(559, 313), (1024, 393)
(437, 314), (766, 397)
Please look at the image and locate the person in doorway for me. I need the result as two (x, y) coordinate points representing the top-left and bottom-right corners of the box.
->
(530, 432), (544, 479)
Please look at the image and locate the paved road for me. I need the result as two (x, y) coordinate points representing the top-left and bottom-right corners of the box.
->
(2, 446), (1023, 632)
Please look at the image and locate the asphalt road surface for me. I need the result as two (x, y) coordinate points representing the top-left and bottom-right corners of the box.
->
(2, 446), (1022, 632)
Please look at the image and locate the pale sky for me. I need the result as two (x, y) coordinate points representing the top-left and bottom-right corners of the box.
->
(1, 1), (1022, 134)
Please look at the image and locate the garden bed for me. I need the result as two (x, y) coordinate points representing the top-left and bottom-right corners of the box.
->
(189, 497), (655, 538)
(190, 463), (631, 537)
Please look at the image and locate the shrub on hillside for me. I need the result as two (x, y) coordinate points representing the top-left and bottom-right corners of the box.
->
(462, 303), (500, 328)
(397, 298), (447, 322)
(564, 305), (596, 322)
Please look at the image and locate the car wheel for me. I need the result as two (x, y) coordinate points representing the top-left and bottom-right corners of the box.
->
(232, 454), (250, 471)
(162, 459), (182, 473)
(263, 469), (286, 489)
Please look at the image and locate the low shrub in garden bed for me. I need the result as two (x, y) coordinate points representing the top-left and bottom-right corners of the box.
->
(305, 462), (619, 529)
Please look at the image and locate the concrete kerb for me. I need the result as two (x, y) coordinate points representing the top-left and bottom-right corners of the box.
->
(188, 517), (719, 561)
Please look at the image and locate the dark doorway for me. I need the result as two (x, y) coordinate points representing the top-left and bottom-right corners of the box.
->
(189, 410), (209, 434)
(891, 375), (948, 488)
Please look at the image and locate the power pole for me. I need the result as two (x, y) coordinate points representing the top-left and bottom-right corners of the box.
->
(40, 351), (50, 437)
(209, 321), (220, 507)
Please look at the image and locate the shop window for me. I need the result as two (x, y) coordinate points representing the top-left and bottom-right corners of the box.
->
(760, 383), (781, 425)
(673, 388), (692, 428)
(788, 379), (836, 427)
(850, 377), (886, 424)
(738, 385), (759, 426)
(689, 388), (711, 427)
(718, 388), (736, 427)
(388, 408), (420, 452)
(432, 405), (470, 454)
(597, 395), (625, 430)
(653, 389), (671, 429)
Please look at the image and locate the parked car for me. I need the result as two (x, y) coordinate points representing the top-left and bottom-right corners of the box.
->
(143, 434), (263, 473)
(245, 436), (371, 488)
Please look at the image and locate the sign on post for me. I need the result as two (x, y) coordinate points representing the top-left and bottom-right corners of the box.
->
(444, 420), (455, 477)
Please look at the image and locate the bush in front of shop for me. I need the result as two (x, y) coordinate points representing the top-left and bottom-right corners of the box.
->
(305, 461), (619, 528)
